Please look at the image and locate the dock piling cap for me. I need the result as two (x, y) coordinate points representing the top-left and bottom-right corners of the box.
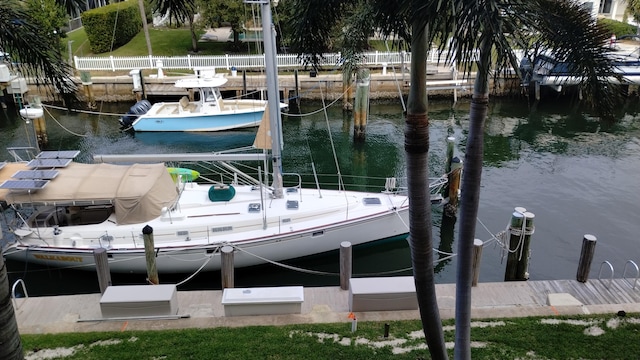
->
(514, 206), (526, 214)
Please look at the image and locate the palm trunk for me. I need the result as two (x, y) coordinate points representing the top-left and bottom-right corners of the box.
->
(406, 22), (448, 360)
(0, 255), (24, 360)
(189, 13), (198, 53)
(454, 35), (492, 360)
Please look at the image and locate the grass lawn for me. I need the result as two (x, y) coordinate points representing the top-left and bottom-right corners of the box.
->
(20, 313), (640, 359)
(64, 27), (263, 59)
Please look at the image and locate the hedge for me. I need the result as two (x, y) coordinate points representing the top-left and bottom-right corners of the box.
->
(82, 0), (142, 54)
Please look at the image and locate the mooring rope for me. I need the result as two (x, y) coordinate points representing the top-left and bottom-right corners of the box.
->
(42, 105), (88, 137)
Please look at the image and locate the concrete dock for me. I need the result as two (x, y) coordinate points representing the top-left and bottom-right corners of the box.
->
(13, 278), (640, 334)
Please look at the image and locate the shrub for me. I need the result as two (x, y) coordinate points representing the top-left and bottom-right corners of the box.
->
(597, 18), (637, 37)
(82, 0), (142, 54)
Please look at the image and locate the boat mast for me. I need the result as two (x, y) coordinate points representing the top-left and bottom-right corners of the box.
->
(246, 0), (284, 198)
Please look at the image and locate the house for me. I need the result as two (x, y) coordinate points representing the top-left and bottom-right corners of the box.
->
(580, 0), (629, 23)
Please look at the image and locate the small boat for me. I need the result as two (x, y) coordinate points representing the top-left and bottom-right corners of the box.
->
(119, 71), (287, 132)
(520, 50), (640, 93)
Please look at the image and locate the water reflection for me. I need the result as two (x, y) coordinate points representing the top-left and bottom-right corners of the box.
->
(1, 97), (640, 295)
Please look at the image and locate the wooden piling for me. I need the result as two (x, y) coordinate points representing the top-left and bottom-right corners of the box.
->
(444, 156), (462, 218)
(32, 114), (48, 149)
(340, 241), (352, 290)
(80, 71), (96, 109)
(293, 69), (300, 109)
(445, 136), (455, 174)
(472, 239), (483, 287)
(342, 71), (353, 111)
(242, 70), (247, 98)
(19, 105), (45, 150)
(221, 246), (235, 289)
(515, 212), (535, 280)
(504, 211), (525, 281)
(93, 248), (112, 294)
(576, 234), (597, 283)
(142, 225), (159, 285)
(353, 69), (370, 141)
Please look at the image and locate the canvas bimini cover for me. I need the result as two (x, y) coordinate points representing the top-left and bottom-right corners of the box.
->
(1, 162), (178, 225)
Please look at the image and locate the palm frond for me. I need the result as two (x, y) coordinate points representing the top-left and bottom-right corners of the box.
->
(288, 0), (349, 67)
(150, 0), (196, 26)
(0, 0), (77, 102)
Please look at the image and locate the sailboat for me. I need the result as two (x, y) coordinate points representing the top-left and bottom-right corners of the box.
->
(0, 2), (412, 274)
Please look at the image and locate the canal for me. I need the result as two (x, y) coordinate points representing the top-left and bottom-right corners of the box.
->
(1, 95), (639, 296)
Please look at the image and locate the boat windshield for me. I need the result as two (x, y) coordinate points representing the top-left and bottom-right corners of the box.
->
(202, 88), (221, 104)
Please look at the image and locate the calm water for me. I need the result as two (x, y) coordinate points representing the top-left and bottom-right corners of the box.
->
(1, 96), (639, 296)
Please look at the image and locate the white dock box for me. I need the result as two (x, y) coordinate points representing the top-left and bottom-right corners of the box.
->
(0, 64), (12, 82)
(222, 286), (304, 316)
(7, 77), (27, 94)
(349, 276), (418, 312)
(100, 284), (178, 318)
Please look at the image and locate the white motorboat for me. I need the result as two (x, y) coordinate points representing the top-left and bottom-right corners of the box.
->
(119, 70), (287, 132)
(520, 49), (640, 93)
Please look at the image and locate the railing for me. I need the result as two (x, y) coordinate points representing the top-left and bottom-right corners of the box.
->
(73, 50), (475, 72)
(11, 279), (29, 310)
(598, 260), (614, 288)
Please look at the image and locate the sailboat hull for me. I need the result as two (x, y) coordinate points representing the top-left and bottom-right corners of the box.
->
(3, 207), (409, 274)
(2, 177), (410, 274)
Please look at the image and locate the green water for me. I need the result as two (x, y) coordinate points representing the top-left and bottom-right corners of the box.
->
(1, 96), (639, 296)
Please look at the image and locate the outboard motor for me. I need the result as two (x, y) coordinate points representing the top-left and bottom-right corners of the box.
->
(119, 100), (151, 129)
(519, 57), (533, 86)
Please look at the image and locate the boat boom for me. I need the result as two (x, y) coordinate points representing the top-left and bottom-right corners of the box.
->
(93, 153), (267, 163)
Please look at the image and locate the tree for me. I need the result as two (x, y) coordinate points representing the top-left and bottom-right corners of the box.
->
(24, 0), (69, 49)
(0, 0), (76, 104)
(289, 1), (621, 359)
(289, 1), (448, 358)
(198, 0), (248, 51)
(150, 0), (198, 52)
(0, 254), (22, 360)
(56, 0), (87, 18)
(423, 1), (621, 358)
(624, 0), (640, 32)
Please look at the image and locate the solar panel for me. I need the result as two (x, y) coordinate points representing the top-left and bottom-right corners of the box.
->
(0, 179), (49, 190)
(27, 158), (72, 168)
(12, 170), (59, 179)
(37, 150), (80, 159)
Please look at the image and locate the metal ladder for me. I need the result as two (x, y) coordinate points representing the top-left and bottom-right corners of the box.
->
(11, 279), (28, 309)
(598, 260), (639, 289)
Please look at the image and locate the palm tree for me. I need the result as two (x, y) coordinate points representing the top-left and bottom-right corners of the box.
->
(624, 0), (640, 33)
(423, 1), (622, 358)
(0, 254), (23, 360)
(289, 1), (448, 358)
(291, 1), (622, 359)
(0, 0), (76, 102)
(1, 2), (80, 356)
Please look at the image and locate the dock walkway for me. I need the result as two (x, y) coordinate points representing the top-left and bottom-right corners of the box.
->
(13, 279), (640, 334)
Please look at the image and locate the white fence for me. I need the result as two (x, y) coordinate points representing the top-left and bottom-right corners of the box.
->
(73, 50), (461, 72)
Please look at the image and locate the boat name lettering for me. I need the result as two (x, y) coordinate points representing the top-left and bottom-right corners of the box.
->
(33, 254), (84, 262)
(211, 226), (233, 232)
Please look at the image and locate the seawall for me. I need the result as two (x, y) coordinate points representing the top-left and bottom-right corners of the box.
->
(18, 69), (523, 104)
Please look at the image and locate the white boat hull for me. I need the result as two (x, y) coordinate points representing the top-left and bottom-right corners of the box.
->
(3, 183), (410, 274)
